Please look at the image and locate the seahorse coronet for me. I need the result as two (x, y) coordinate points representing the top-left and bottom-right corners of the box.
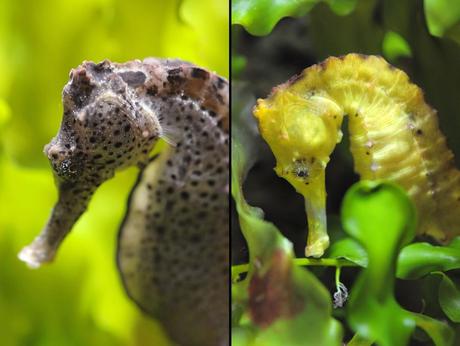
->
(19, 58), (229, 346)
(254, 53), (460, 257)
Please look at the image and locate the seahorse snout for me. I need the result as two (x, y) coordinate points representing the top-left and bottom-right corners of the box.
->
(44, 137), (85, 183)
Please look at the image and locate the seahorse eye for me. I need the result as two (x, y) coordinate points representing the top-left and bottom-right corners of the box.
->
(291, 158), (310, 179)
(57, 158), (81, 181)
(296, 169), (307, 178)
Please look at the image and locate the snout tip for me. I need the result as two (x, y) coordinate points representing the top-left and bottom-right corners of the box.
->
(18, 241), (55, 269)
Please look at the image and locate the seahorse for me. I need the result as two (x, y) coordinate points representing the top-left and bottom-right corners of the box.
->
(254, 53), (460, 258)
(18, 58), (229, 346)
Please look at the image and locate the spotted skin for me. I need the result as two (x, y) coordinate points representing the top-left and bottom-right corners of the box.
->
(18, 58), (229, 346)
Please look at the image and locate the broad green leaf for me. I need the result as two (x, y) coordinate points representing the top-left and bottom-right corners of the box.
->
(413, 313), (454, 346)
(240, 250), (343, 346)
(435, 273), (460, 323)
(342, 181), (453, 346)
(328, 235), (460, 281)
(231, 83), (342, 346)
(232, 0), (357, 36)
(424, 0), (460, 43)
(397, 239), (460, 279)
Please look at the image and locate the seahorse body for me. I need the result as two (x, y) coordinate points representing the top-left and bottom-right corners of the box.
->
(18, 58), (229, 346)
(254, 54), (460, 257)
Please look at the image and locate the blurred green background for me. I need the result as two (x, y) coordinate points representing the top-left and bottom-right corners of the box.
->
(0, 0), (228, 345)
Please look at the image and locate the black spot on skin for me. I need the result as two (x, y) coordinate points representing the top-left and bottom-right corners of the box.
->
(167, 68), (184, 85)
(119, 71), (147, 87)
(147, 84), (158, 96)
(191, 67), (209, 80)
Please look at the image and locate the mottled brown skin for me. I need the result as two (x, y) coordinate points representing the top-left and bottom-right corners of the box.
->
(18, 58), (229, 346)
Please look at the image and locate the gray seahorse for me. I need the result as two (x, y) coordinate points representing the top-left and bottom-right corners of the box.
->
(18, 58), (229, 346)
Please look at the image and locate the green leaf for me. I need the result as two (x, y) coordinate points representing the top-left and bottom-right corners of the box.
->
(231, 83), (342, 346)
(424, 0), (460, 42)
(327, 237), (367, 267)
(232, 54), (247, 78)
(342, 181), (453, 346)
(328, 235), (460, 282)
(382, 30), (412, 61)
(232, 325), (256, 346)
(413, 313), (454, 346)
(347, 333), (373, 346)
(436, 273), (460, 323)
(232, 0), (357, 36)
(396, 240), (460, 279)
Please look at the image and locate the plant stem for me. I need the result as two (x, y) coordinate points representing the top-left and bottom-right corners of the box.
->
(232, 257), (359, 277)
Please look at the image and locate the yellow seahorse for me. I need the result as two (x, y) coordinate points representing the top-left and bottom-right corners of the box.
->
(254, 53), (460, 257)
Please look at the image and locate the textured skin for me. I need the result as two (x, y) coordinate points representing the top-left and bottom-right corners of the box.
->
(18, 58), (229, 346)
(254, 54), (460, 257)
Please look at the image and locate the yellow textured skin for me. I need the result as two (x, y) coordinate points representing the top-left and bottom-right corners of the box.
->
(254, 54), (460, 257)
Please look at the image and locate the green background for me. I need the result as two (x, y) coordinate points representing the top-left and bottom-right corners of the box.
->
(0, 0), (228, 345)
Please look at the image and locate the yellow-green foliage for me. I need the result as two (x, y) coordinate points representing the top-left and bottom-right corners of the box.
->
(0, 1), (228, 345)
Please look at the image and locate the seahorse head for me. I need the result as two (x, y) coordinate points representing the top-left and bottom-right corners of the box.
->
(47, 60), (161, 186)
(254, 89), (341, 193)
(254, 87), (343, 257)
(19, 60), (161, 267)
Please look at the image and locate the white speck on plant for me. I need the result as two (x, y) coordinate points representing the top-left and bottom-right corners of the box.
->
(333, 267), (348, 308)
